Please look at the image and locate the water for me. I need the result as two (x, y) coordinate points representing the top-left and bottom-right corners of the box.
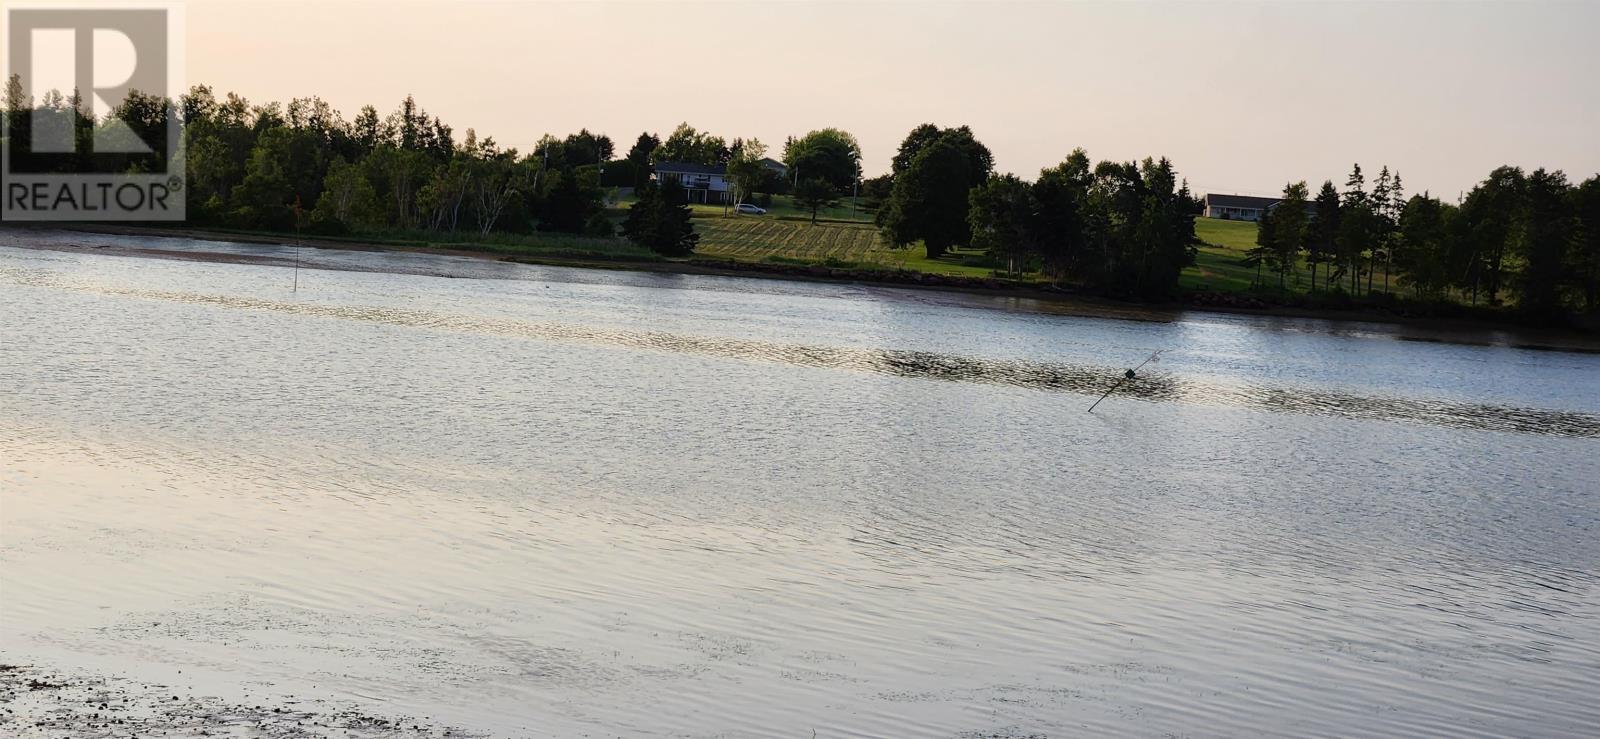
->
(2, 231), (1598, 737)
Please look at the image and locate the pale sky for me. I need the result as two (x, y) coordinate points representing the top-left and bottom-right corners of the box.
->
(185, 0), (1600, 199)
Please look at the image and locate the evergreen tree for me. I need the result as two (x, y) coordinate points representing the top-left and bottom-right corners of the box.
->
(1308, 181), (1342, 290)
(1517, 168), (1573, 317)
(1127, 157), (1199, 298)
(1371, 167), (1392, 221)
(1570, 176), (1600, 313)
(1031, 150), (1092, 281)
(1270, 182), (1311, 289)
(540, 170), (594, 233)
(1383, 171), (1405, 292)
(1389, 172), (1406, 222)
(622, 181), (698, 256)
(1368, 166), (1395, 294)
(1248, 203), (1277, 288)
(1336, 163), (1375, 294)
(625, 132), (660, 189)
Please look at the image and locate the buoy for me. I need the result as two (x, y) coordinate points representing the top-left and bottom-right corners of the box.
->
(1088, 350), (1165, 413)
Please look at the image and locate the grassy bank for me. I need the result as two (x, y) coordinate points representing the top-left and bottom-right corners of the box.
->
(63, 208), (1586, 330)
(186, 224), (660, 262)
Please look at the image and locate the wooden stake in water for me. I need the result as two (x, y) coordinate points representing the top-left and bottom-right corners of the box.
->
(1087, 349), (1164, 413)
(292, 194), (303, 293)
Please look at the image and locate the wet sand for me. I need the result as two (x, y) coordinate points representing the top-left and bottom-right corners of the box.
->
(0, 663), (472, 738)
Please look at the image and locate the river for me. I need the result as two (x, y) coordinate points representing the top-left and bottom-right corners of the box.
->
(2, 230), (1598, 737)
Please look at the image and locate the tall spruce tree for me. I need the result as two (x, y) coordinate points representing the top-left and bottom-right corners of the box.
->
(622, 181), (698, 256)
(1337, 163), (1375, 294)
(1384, 171), (1405, 292)
(1517, 169), (1573, 317)
(1249, 205), (1277, 288)
(1271, 182), (1311, 289)
(1571, 176), (1600, 313)
(1308, 181), (1342, 291)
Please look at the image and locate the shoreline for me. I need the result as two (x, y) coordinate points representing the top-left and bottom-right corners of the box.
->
(10, 221), (1599, 353)
(0, 661), (469, 738)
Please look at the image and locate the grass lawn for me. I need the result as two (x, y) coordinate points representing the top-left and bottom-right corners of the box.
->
(757, 194), (874, 222)
(881, 245), (1008, 278)
(610, 193), (995, 275)
(289, 226), (659, 262)
(1183, 217), (1262, 292)
(1182, 216), (1401, 294)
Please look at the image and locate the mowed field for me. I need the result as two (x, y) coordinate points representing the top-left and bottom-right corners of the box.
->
(685, 195), (871, 222)
(693, 215), (1269, 281)
(1183, 217), (1261, 291)
(1183, 216), (1400, 293)
(694, 216), (884, 262)
(692, 216), (1004, 276)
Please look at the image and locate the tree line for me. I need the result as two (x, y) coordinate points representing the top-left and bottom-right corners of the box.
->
(4, 78), (1595, 318)
(1252, 164), (1600, 317)
(875, 123), (1201, 299)
(0, 79), (839, 243)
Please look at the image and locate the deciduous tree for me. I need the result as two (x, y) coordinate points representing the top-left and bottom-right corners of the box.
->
(968, 174), (1036, 275)
(724, 139), (770, 206)
(879, 125), (994, 258)
(782, 128), (862, 192)
(793, 177), (839, 223)
(880, 137), (982, 258)
(653, 123), (727, 166)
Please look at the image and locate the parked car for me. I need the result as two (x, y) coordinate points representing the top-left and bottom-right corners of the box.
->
(734, 203), (767, 215)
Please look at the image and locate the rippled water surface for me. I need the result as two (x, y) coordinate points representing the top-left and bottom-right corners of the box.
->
(2, 233), (1598, 737)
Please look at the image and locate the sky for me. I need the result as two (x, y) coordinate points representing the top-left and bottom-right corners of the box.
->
(183, 0), (1600, 199)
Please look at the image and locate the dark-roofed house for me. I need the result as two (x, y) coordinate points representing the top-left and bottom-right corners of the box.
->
(1203, 194), (1280, 221)
(653, 162), (730, 204)
(758, 158), (788, 178)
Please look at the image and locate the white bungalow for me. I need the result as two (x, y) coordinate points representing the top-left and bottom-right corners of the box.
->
(1203, 193), (1281, 222)
(653, 162), (730, 204)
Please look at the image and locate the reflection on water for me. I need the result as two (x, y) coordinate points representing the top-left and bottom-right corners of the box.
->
(3, 244), (1599, 738)
(7, 264), (1596, 439)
